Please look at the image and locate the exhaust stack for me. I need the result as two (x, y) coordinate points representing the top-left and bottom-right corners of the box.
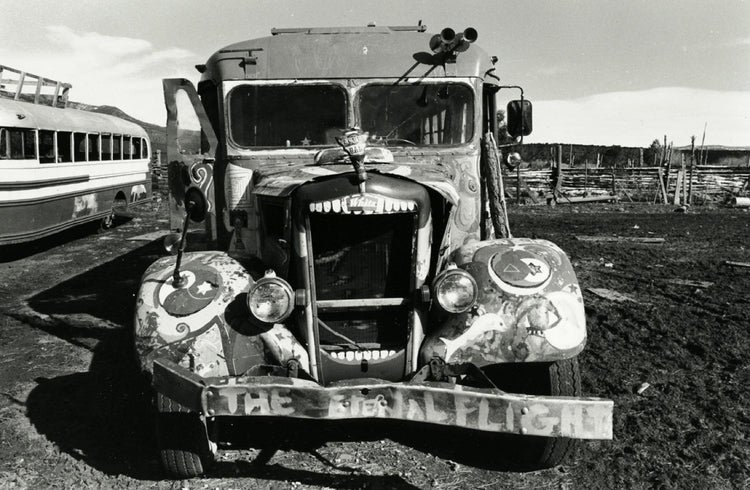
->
(429, 27), (478, 55)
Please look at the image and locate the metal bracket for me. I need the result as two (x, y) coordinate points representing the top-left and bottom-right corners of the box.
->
(409, 356), (502, 391)
(287, 359), (300, 378)
(429, 356), (447, 382)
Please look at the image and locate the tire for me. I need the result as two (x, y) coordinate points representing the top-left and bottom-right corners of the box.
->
(483, 358), (581, 469)
(98, 212), (115, 231)
(99, 196), (127, 232)
(155, 393), (213, 478)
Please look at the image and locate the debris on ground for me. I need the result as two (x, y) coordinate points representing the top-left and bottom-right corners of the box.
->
(587, 288), (638, 302)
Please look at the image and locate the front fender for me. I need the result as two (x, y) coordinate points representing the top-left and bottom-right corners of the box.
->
(134, 251), (262, 377)
(421, 238), (586, 366)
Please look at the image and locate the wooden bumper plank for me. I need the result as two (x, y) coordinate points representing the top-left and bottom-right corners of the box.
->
(203, 381), (613, 440)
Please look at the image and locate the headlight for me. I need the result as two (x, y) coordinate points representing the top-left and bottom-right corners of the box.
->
(433, 266), (478, 313)
(247, 271), (294, 323)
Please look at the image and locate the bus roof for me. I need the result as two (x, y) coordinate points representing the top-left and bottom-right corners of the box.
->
(201, 25), (499, 85)
(0, 97), (148, 137)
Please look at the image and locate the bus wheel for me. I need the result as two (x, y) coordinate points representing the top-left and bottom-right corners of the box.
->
(155, 393), (213, 478)
(98, 211), (115, 231)
(99, 194), (127, 231)
(482, 358), (581, 469)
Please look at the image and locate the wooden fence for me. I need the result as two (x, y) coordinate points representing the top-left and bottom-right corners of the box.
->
(507, 165), (750, 204)
(149, 150), (168, 195)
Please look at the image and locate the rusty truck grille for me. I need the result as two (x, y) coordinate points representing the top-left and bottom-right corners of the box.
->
(309, 213), (414, 347)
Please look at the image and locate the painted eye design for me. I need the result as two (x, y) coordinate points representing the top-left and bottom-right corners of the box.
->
(488, 249), (552, 295)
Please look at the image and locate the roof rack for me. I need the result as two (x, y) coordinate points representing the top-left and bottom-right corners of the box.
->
(271, 24), (427, 35)
(0, 65), (72, 108)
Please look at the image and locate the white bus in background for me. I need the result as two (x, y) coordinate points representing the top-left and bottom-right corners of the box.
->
(0, 66), (152, 245)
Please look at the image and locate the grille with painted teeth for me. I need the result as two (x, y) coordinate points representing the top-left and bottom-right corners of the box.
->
(307, 195), (417, 373)
(326, 349), (398, 361)
(309, 196), (416, 215)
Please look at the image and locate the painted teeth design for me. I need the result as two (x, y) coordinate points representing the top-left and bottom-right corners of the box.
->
(309, 197), (417, 215)
(327, 349), (398, 361)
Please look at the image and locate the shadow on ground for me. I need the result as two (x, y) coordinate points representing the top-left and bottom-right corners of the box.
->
(18, 238), (540, 484)
(0, 218), (130, 263)
(17, 239), (164, 478)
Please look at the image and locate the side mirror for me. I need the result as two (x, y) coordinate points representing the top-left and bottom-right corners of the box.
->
(507, 99), (533, 138)
(184, 187), (207, 223)
(163, 233), (182, 255)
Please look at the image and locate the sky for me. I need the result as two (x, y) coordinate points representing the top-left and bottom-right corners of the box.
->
(1, 0), (748, 147)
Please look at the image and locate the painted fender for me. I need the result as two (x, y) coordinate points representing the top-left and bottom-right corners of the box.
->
(134, 251), (309, 378)
(421, 238), (586, 366)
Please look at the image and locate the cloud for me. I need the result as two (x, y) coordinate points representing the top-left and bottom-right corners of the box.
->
(727, 36), (750, 47)
(528, 88), (750, 147)
(0, 25), (199, 124)
(46, 25), (152, 57)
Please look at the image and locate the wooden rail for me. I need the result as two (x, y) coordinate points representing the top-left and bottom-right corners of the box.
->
(507, 166), (750, 204)
(0, 65), (71, 107)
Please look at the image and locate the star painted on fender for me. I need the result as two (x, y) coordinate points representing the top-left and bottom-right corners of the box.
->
(526, 262), (542, 275)
(301, 136), (311, 146)
(196, 281), (214, 295)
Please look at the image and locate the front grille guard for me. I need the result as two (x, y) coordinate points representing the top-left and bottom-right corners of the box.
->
(152, 358), (614, 440)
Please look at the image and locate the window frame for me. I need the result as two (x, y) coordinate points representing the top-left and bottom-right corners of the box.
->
(225, 80), (350, 150)
(39, 129), (56, 164)
(56, 130), (73, 163)
(355, 80), (476, 147)
(73, 132), (87, 162)
(101, 133), (112, 161)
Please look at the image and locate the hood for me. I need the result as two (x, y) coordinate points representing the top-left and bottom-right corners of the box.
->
(247, 153), (465, 205)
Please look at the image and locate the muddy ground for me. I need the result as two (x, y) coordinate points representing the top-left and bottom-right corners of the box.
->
(0, 200), (748, 489)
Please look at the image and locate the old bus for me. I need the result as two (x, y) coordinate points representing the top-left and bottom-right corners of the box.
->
(0, 66), (151, 245)
(134, 25), (613, 477)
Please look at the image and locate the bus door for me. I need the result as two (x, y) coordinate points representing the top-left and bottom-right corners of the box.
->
(163, 79), (219, 244)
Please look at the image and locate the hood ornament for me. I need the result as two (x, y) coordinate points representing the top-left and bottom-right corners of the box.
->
(336, 128), (369, 193)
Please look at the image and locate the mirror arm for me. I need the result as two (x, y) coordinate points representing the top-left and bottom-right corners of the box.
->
(172, 200), (195, 288)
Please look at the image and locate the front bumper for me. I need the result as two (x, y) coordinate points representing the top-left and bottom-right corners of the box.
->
(153, 359), (613, 440)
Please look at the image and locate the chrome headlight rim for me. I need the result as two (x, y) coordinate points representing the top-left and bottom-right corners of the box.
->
(432, 266), (478, 314)
(247, 274), (295, 324)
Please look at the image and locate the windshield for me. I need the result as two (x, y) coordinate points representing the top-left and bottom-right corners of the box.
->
(358, 83), (474, 146)
(229, 84), (347, 147)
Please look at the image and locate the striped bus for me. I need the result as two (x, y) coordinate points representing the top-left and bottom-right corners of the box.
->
(0, 71), (152, 245)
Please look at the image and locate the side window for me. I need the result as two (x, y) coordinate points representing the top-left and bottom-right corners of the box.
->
(39, 130), (55, 164)
(113, 134), (122, 160)
(101, 133), (112, 161)
(123, 136), (132, 159)
(132, 137), (141, 159)
(0, 128), (8, 159)
(19, 129), (37, 159)
(74, 133), (86, 162)
(57, 131), (72, 162)
(88, 134), (100, 161)
(141, 137), (148, 159)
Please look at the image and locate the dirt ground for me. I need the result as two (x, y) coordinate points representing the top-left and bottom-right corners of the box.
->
(0, 200), (748, 490)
